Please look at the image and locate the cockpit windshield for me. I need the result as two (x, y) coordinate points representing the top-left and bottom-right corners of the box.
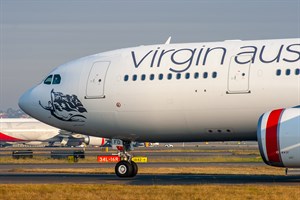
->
(43, 74), (61, 85)
(43, 75), (53, 85)
(53, 74), (61, 84)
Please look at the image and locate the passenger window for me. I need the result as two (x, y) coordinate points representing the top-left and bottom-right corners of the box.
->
(52, 74), (61, 84)
(132, 74), (137, 81)
(185, 73), (190, 79)
(203, 72), (208, 79)
(141, 74), (146, 81)
(159, 74), (163, 80)
(286, 69), (291, 76)
(150, 74), (155, 80)
(124, 75), (129, 81)
(167, 73), (172, 80)
(194, 72), (199, 79)
(44, 75), (53, 85)
(295, 69), (300, 75)
(176, 73), (181, 80)
(212, 72), (217, 78)
(276, 69), (281, 76)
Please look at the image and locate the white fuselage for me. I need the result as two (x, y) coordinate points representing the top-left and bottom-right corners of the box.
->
(19, 39), (300, 142)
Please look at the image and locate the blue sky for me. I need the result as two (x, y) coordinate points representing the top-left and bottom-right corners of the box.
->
(0, 0), (299, 109)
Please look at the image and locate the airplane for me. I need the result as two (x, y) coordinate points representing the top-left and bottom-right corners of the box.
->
(18, 38), (300, 177)
(0, 118), (107, 147)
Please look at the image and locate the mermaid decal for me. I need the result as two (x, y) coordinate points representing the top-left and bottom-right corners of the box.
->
(39, 89), (87, 122)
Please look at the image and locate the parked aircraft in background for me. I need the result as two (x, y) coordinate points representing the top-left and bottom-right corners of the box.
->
(19, 38), (300, 177)
(0, 118), (107, 147)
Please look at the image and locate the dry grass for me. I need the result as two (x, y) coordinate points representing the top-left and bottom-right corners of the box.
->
(10, 165), (285, 175)
(0, 184), (299, 200)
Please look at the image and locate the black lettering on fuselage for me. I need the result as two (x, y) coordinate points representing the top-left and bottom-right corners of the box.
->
(235, 46), (257, 64)
(169, 48), (197, 73)
(259, 45), (284, 63)
(283, 44), (300, 62)
(157, 49), (175, 67)
(202, 47), (226, 66)
(195, 46), (205, 66)
(150, 47), (160, 67)
(130, 42), (299, 72)
(131, 50), (153, 68)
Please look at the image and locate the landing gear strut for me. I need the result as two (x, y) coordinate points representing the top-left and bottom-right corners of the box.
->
(114, 141), (138, 178)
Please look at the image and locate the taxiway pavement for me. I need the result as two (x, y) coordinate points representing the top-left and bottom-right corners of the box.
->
(0, 173), (299, 185)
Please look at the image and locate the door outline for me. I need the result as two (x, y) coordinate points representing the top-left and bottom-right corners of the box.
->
(85, 61), (110, 99)
(227, 56), (251, 94)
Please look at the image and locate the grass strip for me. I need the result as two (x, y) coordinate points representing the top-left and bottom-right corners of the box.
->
(0, 184), (299, 200)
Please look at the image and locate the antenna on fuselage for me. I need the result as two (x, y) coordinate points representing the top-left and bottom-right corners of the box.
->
(165, 36), (171, 44)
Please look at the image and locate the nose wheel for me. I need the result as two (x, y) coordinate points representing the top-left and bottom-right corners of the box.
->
(114, 140), (139, 178)
(115, 161), (138, 177)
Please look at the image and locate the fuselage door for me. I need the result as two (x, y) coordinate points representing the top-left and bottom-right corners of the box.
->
(85, 61), (110, 99)
(227, 56), (251, 94)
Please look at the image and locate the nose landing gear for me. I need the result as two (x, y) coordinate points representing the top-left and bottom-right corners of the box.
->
(114, 141), (138, 178)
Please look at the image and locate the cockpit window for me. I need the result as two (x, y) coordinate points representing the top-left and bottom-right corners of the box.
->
(44, 75), (53, 85)
(43, 74), (61, 85)
(52, 74), (61, 84)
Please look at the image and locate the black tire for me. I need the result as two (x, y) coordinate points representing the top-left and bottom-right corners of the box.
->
(115, 161), (133, 178)
(130, 161), (138, 177)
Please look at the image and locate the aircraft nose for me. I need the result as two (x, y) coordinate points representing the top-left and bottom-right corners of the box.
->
(18, 88), (35, 116)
